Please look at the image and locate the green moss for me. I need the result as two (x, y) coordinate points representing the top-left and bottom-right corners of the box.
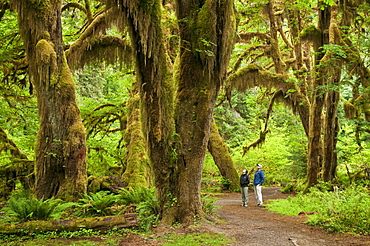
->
(300, 25), (321, 41)
(29, 0), (50, 13)
(192, 1), (217, 61)
(35, 39), (56, 64)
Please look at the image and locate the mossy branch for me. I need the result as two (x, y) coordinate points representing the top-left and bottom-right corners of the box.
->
(65, 10), (133, 70)
(237, 31), (271, 43)
(62, 2), (86, 14)
(227, 64), (290, 92)
(243, 129), (271, 156)
(0, 127), (28, 160)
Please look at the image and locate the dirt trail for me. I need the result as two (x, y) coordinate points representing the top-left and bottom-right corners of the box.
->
(207, 187), (370, 246)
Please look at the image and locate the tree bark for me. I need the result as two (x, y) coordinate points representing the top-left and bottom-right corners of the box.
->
(322, 89), (339, 182)
(208, 119), (239, 191)
(11, 0), (87, 201)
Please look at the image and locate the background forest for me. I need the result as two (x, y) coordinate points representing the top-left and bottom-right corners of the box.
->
(0, 0), (370, 240)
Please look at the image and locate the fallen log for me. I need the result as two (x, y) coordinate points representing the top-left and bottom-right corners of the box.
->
(0, 213), (138, 234)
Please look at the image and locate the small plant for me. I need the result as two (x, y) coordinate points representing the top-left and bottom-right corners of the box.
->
(137, 199), (160, 232)
(119, 186), (159, 232)
(4, 190), (75, 222)
(161, 232), (231, 246)
(201, 195), (219, 215)
(78, 190), (121, 216)
(119, 186), (156, 205)
(220, 178), (231, 190)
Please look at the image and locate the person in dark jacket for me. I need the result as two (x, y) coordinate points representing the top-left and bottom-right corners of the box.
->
(253, 164), (265, 206)
(240, 169), (250, 206)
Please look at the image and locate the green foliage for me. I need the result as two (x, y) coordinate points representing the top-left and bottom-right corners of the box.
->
(3, 190), (75, 222)
(160, 232), (231, 246)
(119, 186), (156, 205)
(118, 186), (159, 231)
(78, 191), (121, 216)
(75, 66), (133, 178)
(0, 227), (126, 245)
(201, 195), (220, 216)
(266, 184), (370, 235)
(137, 199), (160, 232)
(220, 178), (231, 190)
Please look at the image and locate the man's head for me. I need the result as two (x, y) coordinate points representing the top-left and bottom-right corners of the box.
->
(242, 169), (247, 174)
(257, 164), (262, 169)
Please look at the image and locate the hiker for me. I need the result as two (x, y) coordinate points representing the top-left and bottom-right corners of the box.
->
(253, 164), (265, 206)
(240, 169), (250, 206)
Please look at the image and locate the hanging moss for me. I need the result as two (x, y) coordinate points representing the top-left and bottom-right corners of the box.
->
(343, 100), (357, 119)
(228, 64), (290, 92)
(300, 25), (322, 51)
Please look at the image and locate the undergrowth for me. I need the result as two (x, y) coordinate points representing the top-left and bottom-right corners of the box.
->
(159, 232), (232, 246)
(0, 227), (127, 245)
(265, 184), (370, 235)
(2, 190), (76, 222)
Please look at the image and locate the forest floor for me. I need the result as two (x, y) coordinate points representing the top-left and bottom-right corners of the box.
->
(119, 187), (370, 246)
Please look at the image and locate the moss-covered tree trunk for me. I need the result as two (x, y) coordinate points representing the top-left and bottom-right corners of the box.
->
(208, 119), (239, 191)
(109, 0), (176, 223)
(110, 0), (234, 224)
(171, 0), (235, 224)
(306, 3), (331, 189)
(11, 0), (87, 201)
(322, 5), (342, 182)
(122, 90), (153, 187)
(323, 89), (339, 182)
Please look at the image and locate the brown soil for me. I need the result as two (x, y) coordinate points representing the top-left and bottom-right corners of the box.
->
(119, 187), (370, 246)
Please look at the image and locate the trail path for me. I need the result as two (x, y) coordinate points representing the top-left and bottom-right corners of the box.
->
(207, 187), (370, 246)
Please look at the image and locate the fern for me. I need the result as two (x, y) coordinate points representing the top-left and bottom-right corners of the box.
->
(119, 186), (159, 231)
(119, 186), (156, 205)
(4, 190), (68, 222)
(78, 191), (120, 216)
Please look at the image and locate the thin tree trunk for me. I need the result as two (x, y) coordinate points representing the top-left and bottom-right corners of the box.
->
(11, 0), (87, 201)
(323, 90), (339, 181)
(208, 119), (239, 191)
